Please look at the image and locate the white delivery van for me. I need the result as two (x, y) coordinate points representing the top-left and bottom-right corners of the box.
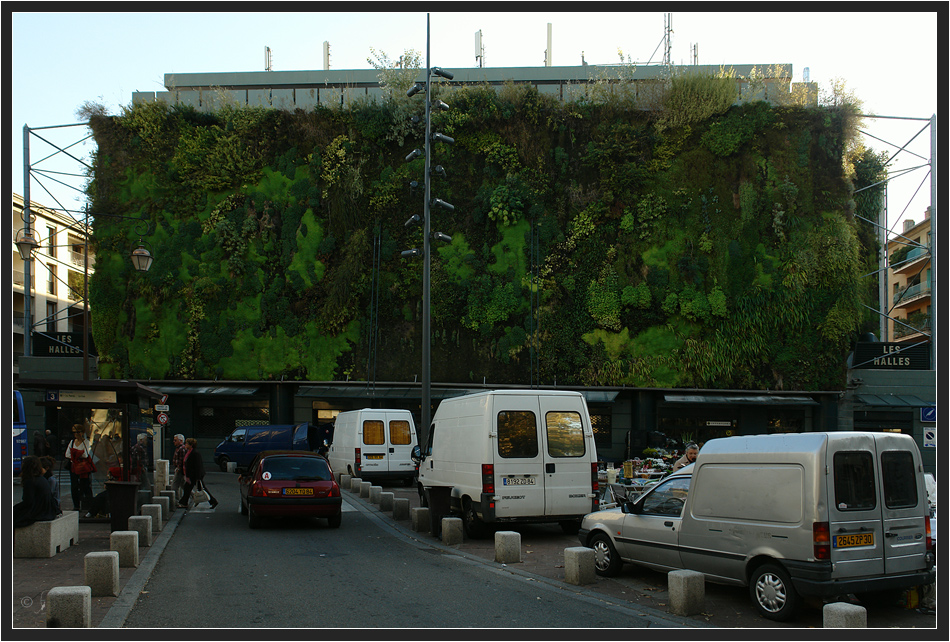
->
(579, 431), (935, 621)
(417, 389), (600, 538)
(328, 409), (418, 485)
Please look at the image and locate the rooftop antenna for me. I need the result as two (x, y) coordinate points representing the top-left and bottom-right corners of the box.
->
(475, 30), (485, 68)
(324, 41), (330, 70)
(544, 23), (553, 66)
(265, 46), (273, 72)
(691, 42), (699, 65)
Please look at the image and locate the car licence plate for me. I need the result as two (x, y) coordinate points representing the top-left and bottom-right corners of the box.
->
(502, 477), (535, 486)
(833, 533), (874, 548)
(283, 487), (314, 496)
(364, 454), (384, 460)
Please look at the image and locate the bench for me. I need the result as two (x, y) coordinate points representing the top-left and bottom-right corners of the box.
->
(14, 511), (80, 558)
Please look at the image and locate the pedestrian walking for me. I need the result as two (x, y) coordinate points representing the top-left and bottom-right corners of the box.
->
(178, 438), (218, 510)
(32, 429), (51, 458)
(130, 433), (152, 493)
(64, 424), (95, 512)
(171, 433), (186, 502)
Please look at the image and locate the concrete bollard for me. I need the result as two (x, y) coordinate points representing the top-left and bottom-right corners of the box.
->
(442, 517), (464, 546)
(370, 486), (382, 504)
(160, 490), (177, 512)
(564, 546), (597, 585)
(340, 474), (351, 490)
(350, 477), (363, 493)
(668, 569), (705, 616)
(110, 530), (139, 568)
(411, 507), (430, 532)
(393, 498), (411, 521)
(47, 585), (91, 628)
(380, 492), (394, 512)
(127, 515), (153, 547)
(151, 496), (170, 522)
(495, 531), (522, 564)
(84, 551), (120, 597)
(226, 461), (237, 474)
(359, 481), (372, 498)
(823, 602), (867, 627)
(154, 459), (169, 491)
(141, 504), (162, 533)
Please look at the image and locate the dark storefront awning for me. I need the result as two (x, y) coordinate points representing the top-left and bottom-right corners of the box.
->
(663, 394), (819, 406)
(856, 393), (933, 407)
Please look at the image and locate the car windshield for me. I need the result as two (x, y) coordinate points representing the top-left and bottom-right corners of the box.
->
(261, 456), (331, 481)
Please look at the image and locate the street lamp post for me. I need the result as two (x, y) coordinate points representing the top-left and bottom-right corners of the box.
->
(402, 13), (455, 446)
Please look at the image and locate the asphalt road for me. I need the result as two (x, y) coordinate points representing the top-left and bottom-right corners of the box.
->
(121, 474), (699, 629)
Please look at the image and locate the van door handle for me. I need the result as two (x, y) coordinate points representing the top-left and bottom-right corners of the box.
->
(389, 448), (394, 453)
(546, 463), (555, 473)
(664, 521), (674, 528)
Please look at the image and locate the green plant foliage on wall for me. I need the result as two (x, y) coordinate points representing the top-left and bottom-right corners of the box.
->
(86, 77), (878, 389)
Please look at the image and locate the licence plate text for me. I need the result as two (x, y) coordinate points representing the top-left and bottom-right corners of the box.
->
(502, 477), (536, 486)
(364, 454), (384, 460)
(283, 487), (314, 496)
(833, 533), (874, 548)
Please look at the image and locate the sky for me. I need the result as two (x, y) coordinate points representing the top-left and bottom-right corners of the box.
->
(8, 7), (941, 238)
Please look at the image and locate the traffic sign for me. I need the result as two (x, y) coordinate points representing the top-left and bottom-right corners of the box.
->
(157, 413), (169, 425)
(155, 404), (170, 412)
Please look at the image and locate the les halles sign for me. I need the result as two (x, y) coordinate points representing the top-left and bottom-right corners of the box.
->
(852, 341), (930, 370)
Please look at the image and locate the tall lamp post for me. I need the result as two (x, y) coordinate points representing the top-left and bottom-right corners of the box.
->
(402, 13), (455, 447)
(16, 210), (154, 380)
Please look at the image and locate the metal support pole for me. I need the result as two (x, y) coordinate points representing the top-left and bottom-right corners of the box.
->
(930, 113), (937, 369)
(421, 13), (433, 445)
(22, 124), (33, 358)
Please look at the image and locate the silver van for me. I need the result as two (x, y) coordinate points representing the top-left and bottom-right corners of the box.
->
(578, 432), (935, 621)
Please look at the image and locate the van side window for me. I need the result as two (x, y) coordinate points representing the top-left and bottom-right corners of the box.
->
(545, 411), (586, 457)
(833, 451), (876, 510)
(231, 428), (246, 443)
(641, 477), (690, 517)
(363, 420), (385, 445)
(389, 420), (412, 446)
(881, 451), (918, 509)
(497, 411), (538, 459)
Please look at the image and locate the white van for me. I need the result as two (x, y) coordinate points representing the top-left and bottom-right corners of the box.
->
(579, 432), (935, 621)
(328, 409), (418, 485)
(417, 390), (600, 537)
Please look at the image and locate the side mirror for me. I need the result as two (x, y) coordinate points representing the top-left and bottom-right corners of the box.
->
(411, 445), (422, 464)
(621, 500), (642, 515)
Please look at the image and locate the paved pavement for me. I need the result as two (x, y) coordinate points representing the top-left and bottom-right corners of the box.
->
(12, 473), (938, 630)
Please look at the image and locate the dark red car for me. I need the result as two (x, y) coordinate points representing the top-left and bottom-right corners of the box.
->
(239, 450), (342, 528)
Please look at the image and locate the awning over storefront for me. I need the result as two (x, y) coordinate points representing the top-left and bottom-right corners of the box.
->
(855, 393), (933, 407)
(663, 394), (819, 406)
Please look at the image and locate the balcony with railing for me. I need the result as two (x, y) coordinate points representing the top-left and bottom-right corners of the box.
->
(893, 281), (931, 308)
(890, 244), (931, 274)
(893, 312), (931, 341)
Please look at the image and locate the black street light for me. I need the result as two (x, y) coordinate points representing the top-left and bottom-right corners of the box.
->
(402, 13), (456, 448)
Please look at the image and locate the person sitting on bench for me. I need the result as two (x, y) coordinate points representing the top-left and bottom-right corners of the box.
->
(13, 456), (60, 530)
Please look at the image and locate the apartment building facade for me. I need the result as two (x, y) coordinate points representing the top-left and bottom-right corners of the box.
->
(887, 208), (932, 347)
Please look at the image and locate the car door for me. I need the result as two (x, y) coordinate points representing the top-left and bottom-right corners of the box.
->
(619, 475), (690, 572)
(539, 399), (595, 518)
(492, 395), (545, 519)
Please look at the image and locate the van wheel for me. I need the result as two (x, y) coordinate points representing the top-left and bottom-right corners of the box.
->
(462, 499), (490, 539)
(218, 457), (230, 473)
(750, 563), (799, 621)
(590, 532), (622, 576)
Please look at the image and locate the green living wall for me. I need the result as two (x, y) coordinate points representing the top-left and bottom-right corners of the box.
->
(86, 74), (883, 390)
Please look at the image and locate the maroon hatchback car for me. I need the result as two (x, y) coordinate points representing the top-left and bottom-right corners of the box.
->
(239, 451), (342, 529)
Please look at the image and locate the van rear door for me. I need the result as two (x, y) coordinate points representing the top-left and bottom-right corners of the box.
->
(539, 396), (597, 518)
(875, 435), (928, 575)
(359, 412), (388, 476)
(491, 395), (545, 518)
(827, 433), (927, 578)
(386, 413), (416, 477)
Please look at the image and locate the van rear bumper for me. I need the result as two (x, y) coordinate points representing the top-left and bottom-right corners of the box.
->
(785, 559), (936, 596)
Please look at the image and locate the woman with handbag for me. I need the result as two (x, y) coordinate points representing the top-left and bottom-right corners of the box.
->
(64, 424), (95, 512)
(178, 437), (218, 510)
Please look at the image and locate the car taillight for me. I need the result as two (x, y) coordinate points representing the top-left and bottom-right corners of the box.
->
(925, 517), (932, 551)
(591, 462), (600, 509)
(330, 481), (340, 498)
(813, 521), (831, 560)
(355, 447), (361, 474)
(481, 464), (494, 494)
(251, 481), (264, 497)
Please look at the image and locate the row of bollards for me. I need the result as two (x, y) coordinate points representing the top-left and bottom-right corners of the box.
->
(46, 482), (178, 628)
(340, 474), (874, 627)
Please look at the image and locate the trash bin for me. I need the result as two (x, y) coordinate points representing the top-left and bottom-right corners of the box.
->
(106, 481), (141, 532)
(424, 486), (452, 538)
